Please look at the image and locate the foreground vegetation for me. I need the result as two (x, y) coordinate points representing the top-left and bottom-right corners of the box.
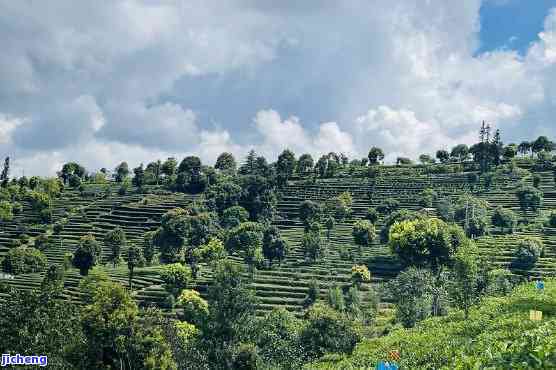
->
(1, 125), (556, 368)
(311, 279), (556, 369)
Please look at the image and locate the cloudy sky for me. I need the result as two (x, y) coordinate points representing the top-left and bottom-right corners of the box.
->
(1, 0), (556, 176)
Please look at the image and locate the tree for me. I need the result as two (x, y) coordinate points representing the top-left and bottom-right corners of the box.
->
(518, 141), (531, 157)
(532, 135), (554, 155)
(142, 231), (156, 265)
(262, 226), (289, 266)
(516, 185), (543, 212)
(299, 200), (322, 227)
(368, 147), (384, 165)
(252, 308), (304, 369)
(326, 285), (345, 312)
(178, 156), (202, 176)
(303, 279), (320, 308)
(419, 188), (438, 208)
(450, 144), (469, 162)
(126, 245), (144, 289)
(203, 260), (257, 367)
(388, 267), (434, 328)
(177, 289), (209, 327)
(114, 162), (129, 183)
(1, 246), (47, 274)
(194, 237), (227, 264)
(419, 154), (433, 165)
(153, 208), (189, 262)
(449, 244), (479, 319)
(503, 144), (517, 161)
(514, 237), (544, 268)
(396, 157), (412, 165)
(77, 281), (176, 369)
(225, 222), (264, 274)
(0, 200), (13, 222)
(132, 163), (145, 188)
(0, 156), (9, 182)
(302, 227), (324, 262)
(377, 198), (400, 215)
(145, 160), (162, 185)
(160, 263), (192, 297)
(104, 227), (126, 268)
(325, 192), (352, 221)
(365, 207), (379, 224)
(352, 220), (376, 253)
(72, 234), (101, 276)
(436, 150), (450, 164)
(276, 149), (296, 186)
(161, 157), (178, 177)
(324, 215), (335, 240)
(297, 153), (314, 175)
(221, 205), (249, 229)
(299, 303), (360, 360)
(389, 218), (468, 276)
(205, 181), (242, 214)
(215, 152), (237, 173)
(351, 264), (371, 288)
(59, 162), (86, 185)
(491, 206), (517, 233)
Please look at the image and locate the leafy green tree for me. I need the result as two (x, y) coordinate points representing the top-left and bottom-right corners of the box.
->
(205, 181), (243, 214)
(252, 308), (304, 369)
(380, 209), (425, 242)
(127, 244), (144, 289)
(388, 267), (434, 328)
(215, 152), (237, 173)
(325, 192), (353, 221)
(419, 188), (438, 208)
(368, 147), (384, 165)
(203, 260), (257, 367)
(177, 289), (209, 326)
(276, 149), (296, 186)
(449, 244), (479, 318)
(518, 141), (531, 156)
(238, 174), (277, 221)
(59, 162), (86, 185)
(532, 135), (554, 155)
(178, 156), (202, 175)
(514, 237), (544, 268)
(161, 157), (178, 177)
(193, 237), (227, 264)
(325, 215), (335, 240)
(352, 220), (376, 253)
(351, 264), (371, 288)
(303, 279), (320, 308)
(1, 246), (47, 274)
(300, 303), (360, 360)
(450, 144), (469, 162)
(104, 227), (126, 268)
(389, 218), (467, 275)
(41, 264), (65, 293)
(160, 263), (192, 297)
(396, 157), (412, 165)
(377, 197), (400, 215)
(302, 227), (325, 262)
(419, 154), (434, 165)
(297, 153), (314, 175)
(225, 222), (264, 274)
(132, 163), (145, 188)
(516, 185), (543, 212)
(503, 144), (517, 161)
(0, 286), (82, 368)
(326, 285), (345, 312)
(436, 150), (450, 163)
(0, 200), (13, 222)
(299, 200), (322, 227)
(365, 207), (379, 224)
(72, 234), (102, 276)
(221, 205), (249, 228)
(142, 231), (156, 265)
(491, 206), (517, 233)
(153, 208), (189, 262)
(145, 160), (162, 185)
(114, 161), (129, 182)
(262, 226), (289, 266)
(0, 156), (9, 182)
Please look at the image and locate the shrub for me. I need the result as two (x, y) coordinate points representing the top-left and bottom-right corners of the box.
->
(300, 303), (361, 360)
(491, 207), (517, 233)
(547, 211), (556, 228)
(39, 208), (52, 223)
(516, 185), (543, 212)
(351, 265), (371, 287)
(352, 220), (376, 249)
(377, 198), (400, 214)
(365, 207), (379, 224)
(419, 188), (438, 208)
(160, 263), (192, 296)
(514, 237), (544, 268)
(176, 289), (209, 326)
(1, 246), (47, 274)
(388, 267), (434, 328)
(34, 234), (49, 251)
(0, 200), (13, 222)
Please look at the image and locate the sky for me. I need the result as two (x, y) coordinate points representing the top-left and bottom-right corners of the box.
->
(1, 0), (556, 177)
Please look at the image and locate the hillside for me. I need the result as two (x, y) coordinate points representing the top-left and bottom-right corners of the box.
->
(309, 279), (556, 369)
(1, 163), (556, 317)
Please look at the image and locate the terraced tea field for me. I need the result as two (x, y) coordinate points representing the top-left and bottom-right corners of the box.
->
(1, 166), (555, 325)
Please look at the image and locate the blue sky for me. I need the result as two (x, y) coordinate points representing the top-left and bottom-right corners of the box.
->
(479, 0), (556, 55)
(1, 1), (556, 176)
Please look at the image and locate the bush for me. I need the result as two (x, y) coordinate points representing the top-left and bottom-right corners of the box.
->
(419, 188), (438, 208)
(516, 185), (543, 212)
(176, 289), (209, 326)
(365, 207), (378, 224)
(160, 263), (192, 296)
(491, 207), (517, 233)
(547, 211), (556, 228)
(514, 237), (544, 268)
(0, 200), (13, 222)
(351, 265), (371, 287)
(1, 246), (47, 274)
(377, 198), (400, 214)
(300, 303), (361, 359)
(352, 220), (376, 249)
(388, 267), (434, 328)
(39, 208), (52, 223)
(34, 234), (49, 251)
